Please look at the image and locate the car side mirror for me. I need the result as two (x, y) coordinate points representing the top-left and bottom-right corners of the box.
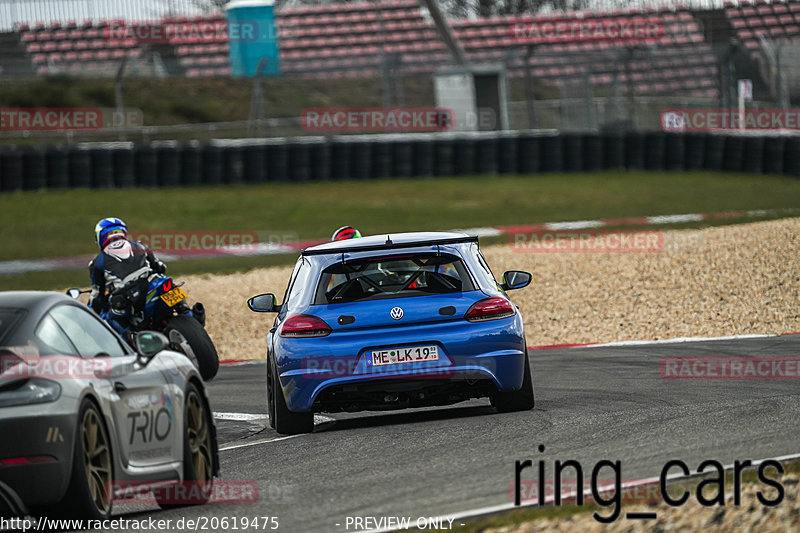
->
(247, 293), (279, 313)
(134, 331), (169, 364)
(501, 270), (532, 291)
(66, 288), (82, 299)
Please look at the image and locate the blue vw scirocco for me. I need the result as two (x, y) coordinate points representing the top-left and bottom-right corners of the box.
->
(247, 232), (534, 434)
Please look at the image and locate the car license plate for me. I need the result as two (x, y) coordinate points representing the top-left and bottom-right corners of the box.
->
(160, 286), (187, 307)
(369, 345), (439, 366)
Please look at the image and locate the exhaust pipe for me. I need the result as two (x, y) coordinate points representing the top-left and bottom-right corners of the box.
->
(192, 302), (206, 327)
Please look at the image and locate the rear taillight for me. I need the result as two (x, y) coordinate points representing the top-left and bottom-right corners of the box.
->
(465, 297), (516, 322)
(280, 314), (332, 338)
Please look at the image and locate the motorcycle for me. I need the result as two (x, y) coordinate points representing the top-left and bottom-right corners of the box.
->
(68, 273), (219, 381)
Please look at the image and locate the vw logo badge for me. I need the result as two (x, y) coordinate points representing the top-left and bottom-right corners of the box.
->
(390, 307), (404, 320)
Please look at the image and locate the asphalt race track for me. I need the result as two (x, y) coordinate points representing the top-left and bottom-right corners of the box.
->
(110, 335), (800, 532)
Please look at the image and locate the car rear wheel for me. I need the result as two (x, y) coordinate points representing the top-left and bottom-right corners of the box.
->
(157, 383), (215, 509)
(54, 399), (113, 520)
(269, 358), (313, 435)
(492, 352), (535, 413)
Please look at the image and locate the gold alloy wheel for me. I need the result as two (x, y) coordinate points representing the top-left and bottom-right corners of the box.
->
(187, 391), (213, 484)
(82, 408), (112, 514)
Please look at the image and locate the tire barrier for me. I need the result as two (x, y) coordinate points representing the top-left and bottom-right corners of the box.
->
(683, 133), (706, 171)
(134, 145), (157, 187)
(371, 139), (393, 179)
(644, 132), (666, 171)
(498, 133), (518, 174)
(625, 132), (645, 170)
(329, 139), (351, 181)
(411, 139), (434, 178)
(433, 138), (455, 177)
(742, 136), (765, 175)
(664, 133), (685, 171)
(0, 148), (24, 192)
(561, 134), (583, 172)
(242, 143), (266, 183)
(722, 136), (744, 173)
(220, 145), (243, 185)
(288, 138), (323, 182)
(179, 143), (202, 186)
(703, 135), (725, 171)
(540, 135), (563, 173)
(582, 134), (603, 172)
(309, 138), (331, 181)
(390, 139), (412, 178)
(200, 144), (222, 185)
(453, 137), (476, 176)
(784, 137), (800, 177)
(22, 147), (47, 191)
(89, 147), (114, 188)
(517, 133), (540, 173)
(761, 136), (784, 176)
(349, 140), (372, 180)
(69, 147), (92, 188)
(5, 132), (800, 191)
(603, 134), (625, 170)
(45, 146), (70, 189)
(475, 135), (498, 175)
(155, 143), (181, 187)
(265, 139), (289, 182)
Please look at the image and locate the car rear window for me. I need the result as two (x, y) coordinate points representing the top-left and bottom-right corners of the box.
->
(0, 308), (24, 345)
(315, 254), (474, 304)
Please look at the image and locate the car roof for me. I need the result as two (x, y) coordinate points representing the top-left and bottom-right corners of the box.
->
(302, 231), (478, 256)
(0, 291), (73, 312)
(0, 291), (89, 345)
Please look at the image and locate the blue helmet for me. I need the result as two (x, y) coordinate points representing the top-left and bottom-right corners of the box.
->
(94, 217), (128, 250)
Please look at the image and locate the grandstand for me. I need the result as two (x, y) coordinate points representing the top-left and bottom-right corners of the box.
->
(2, 1), (800, 101)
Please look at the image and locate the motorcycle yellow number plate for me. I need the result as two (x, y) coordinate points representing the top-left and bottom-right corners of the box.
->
(160, 286), (187, 307)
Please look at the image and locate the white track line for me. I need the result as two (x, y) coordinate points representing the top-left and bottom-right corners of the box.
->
(363, 452), (800, 533)
(580, 333), (783, 349)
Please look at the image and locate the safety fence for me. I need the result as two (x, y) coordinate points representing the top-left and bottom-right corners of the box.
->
(0, 130), (799, 191)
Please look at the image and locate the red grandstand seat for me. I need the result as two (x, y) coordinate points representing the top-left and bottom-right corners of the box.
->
(57, 41), (72, 51)
(42, 41), (57, 52)
(64, 51), (78, 62)
(21, 32), (36, 42)
(31, 53), (47, 64)
(27, 42), (42, 52)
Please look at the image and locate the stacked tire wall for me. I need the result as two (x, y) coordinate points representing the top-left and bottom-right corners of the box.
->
(1, 132), (799, 191)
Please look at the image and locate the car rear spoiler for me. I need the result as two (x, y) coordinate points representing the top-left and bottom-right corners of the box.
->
(301, 235), (479, 257)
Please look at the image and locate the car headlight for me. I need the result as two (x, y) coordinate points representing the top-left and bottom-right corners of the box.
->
(0, 379), (62, 407)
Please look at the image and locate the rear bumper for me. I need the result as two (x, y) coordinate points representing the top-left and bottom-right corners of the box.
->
(281, 347), (526, 412)
(0, 413), (74, 507)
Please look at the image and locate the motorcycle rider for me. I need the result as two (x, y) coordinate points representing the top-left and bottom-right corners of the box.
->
(331, 226), (362, 241)
(89, 217), (167, 324)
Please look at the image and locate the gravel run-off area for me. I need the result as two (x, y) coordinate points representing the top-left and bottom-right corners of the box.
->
(183, 217), (800, 361)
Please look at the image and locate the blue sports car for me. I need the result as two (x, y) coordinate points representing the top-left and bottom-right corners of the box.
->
(247, 232), (534, 435)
